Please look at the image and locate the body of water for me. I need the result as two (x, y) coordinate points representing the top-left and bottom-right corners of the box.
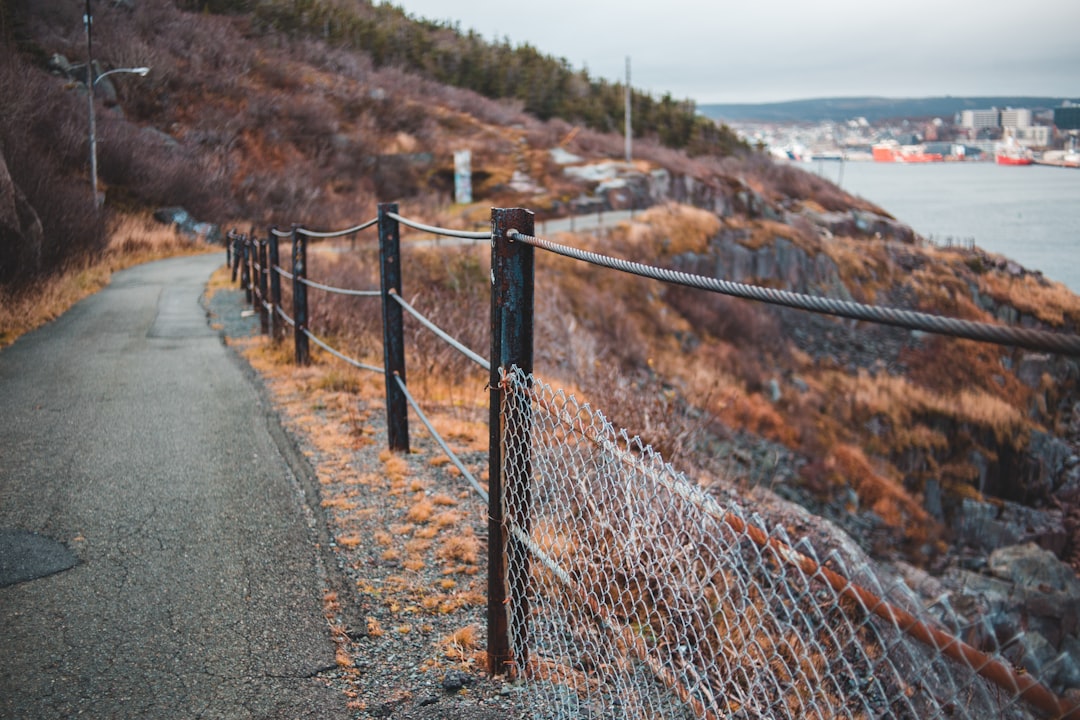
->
(810, 161), (1080, 293)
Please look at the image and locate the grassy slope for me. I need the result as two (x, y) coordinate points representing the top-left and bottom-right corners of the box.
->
(7, 0), (1079, 569)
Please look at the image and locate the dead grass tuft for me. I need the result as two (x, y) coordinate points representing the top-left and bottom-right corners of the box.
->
(437, 528), (480, 565)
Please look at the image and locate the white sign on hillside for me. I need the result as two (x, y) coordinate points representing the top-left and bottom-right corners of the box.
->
(454, 150), (472, 205)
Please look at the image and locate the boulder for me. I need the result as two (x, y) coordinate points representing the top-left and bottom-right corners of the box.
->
(958, 498), (1067, 556)
(987, 542), (1080, 593)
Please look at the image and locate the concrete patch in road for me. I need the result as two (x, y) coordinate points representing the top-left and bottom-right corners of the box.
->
(0, 529), (79, 587)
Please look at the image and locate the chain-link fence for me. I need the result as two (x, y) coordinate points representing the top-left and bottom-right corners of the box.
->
(499, 366), (1075, 719)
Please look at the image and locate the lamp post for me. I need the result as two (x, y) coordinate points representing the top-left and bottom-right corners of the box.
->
(86, 66), (150, 209)
(84, 1), (149, 208)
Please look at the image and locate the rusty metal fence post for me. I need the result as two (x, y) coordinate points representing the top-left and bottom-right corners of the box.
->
(257, 234), (270, 335)
(232, 232), (242, 283)
(378, 203), (409, 453)
(268, 227), (282, 343)
(487, 207), (535, 676)
(291, 225), (309, 366)
(241, 235), (252, 304)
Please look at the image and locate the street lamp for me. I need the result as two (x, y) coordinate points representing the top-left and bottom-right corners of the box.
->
(86, 66), (150, 208)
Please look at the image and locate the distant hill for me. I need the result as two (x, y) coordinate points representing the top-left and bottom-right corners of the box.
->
(698, 97), (1079, 123)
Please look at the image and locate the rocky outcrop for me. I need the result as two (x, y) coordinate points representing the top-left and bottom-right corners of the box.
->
(0, 148), (44, 284)
(945, 543), (1080, 694)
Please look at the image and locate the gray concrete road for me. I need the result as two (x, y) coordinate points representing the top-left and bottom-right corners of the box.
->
(0, 254), (348, 719)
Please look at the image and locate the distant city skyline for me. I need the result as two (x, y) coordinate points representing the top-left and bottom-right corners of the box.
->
(385, 0), (1080, 105)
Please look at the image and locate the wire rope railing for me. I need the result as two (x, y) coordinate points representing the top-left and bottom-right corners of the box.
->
(302, 327), (383, 374)
(393, 375), (489, 503)
(275, 305), (295, 328)
(390, 291), (490, 371)
(297, 218), (378, 239)
(297, 277), (381, 297)
(508, 230), (1080, 357)
(226, 205), (1080, 720)
(387, 211), (491, 240)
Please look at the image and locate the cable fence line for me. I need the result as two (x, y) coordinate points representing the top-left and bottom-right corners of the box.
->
(225, 207), (1080, 719)
(508, 230), (1080, 357)
(390, 291), (491, 371)
(386, 211), (492, 240)
(393, 374), (490, 504)
(297, 276), (382, 297)
(303, 327), (384, 374)
(298, 217), (378, 238)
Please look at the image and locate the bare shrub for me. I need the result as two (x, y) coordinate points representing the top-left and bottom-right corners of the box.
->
(0, 47), (106, 286)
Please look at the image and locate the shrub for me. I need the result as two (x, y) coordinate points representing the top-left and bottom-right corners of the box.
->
(0, 46), (106, 287)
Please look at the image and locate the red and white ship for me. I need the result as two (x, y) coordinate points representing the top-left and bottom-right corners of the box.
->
(995, 141), (1034, 166)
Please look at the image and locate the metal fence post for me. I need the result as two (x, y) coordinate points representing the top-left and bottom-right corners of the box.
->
(257, 235), (270, 335)
(291, 225), (309, 365)
(241, 235), (252, 304)
(487, 207), (535, 677)
(231, 232), (242, 284)
(225, 229), (233, 269)
(268, 227), (282, 343)
(378, 203), (409, 453)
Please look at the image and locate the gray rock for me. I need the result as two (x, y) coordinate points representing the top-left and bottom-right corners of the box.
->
(441, 670), (476, 692)
(1018, 353), (1053, 388)
(1025, 430), (1075, 497)
(958, 499), (1067, 555)
(988, 543), (1080, 592)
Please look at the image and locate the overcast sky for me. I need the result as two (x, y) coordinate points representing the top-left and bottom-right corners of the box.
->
(386, 0), (1080, 104)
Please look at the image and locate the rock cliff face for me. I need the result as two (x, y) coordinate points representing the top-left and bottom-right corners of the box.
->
(0, 149), (45, 284)
(626, 193), (1080, 694)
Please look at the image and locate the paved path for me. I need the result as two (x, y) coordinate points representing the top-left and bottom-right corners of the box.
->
(0, 254), (348, 719)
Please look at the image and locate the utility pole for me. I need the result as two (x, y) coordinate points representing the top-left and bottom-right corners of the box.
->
(84, 0), (100, 208)
(624, 56), (632, 163)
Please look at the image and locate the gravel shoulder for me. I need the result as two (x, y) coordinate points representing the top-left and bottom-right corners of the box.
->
(205, 273), (520, 718)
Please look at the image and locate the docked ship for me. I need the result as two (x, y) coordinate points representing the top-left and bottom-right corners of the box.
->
(995, 140), (1034, 166)
(872, 141), (944, 163)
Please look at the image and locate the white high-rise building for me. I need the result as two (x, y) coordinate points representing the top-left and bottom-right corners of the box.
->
(1001, 108), (1032, 129)
(960, 109), (1001, 130)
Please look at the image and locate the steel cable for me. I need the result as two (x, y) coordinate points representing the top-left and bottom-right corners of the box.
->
(297, 218), (378, 238)
(270, 228), (292, 238)
(297, 277), (381, 297)
(274, 265), (294, 281)
(508, 231), (1080, 357)
(392, 375), (489, 503)
(390, 292), (490, 371)
(276, 305), (295, 328)
(302, 328), (383, 374)
(387, 212), (491, 240)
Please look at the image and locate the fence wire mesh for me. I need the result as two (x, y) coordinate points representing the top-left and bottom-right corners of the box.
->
(499, 366), (1074, 720)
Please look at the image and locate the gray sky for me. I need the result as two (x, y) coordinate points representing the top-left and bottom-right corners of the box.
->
(386, 0), (1080, 104)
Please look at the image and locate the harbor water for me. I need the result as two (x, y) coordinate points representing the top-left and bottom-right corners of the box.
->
(815, 161), (1080, 294)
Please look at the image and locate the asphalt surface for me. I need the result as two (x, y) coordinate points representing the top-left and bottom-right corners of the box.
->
(0, 254), (349, 719)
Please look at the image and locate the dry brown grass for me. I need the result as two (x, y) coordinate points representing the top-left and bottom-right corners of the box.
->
(619, 203), (720, 257)
(979, 271), (1080, 327)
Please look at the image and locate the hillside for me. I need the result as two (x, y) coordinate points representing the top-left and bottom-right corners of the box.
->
(699, 96), (1078, 123)
(4, 0), (1080, 702)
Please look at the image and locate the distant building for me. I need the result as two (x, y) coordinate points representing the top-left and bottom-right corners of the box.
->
(1000, 108), (1032, 129)
(1006, 125), (1052, 147)
(961, 108), (1001, 130)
